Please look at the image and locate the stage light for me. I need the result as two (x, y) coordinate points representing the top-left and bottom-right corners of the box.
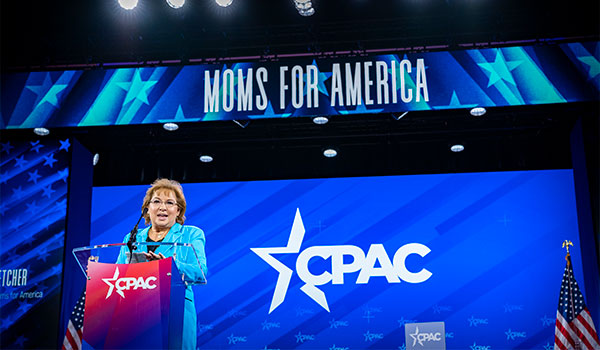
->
(293, 0), (315, 16)
(470, 107), (486, 116)
(167, 0), (185, 9)
(323, 148), (337, 158)
(163, 122), (179, 131)
(299, 7), (315, 16)
(199, 155), (214, 163)
(312, 116), (328, 125)
(93, 153), (100, 166)
(450, 144), (465, 153)
(33, 127), (50, 136)
(215, 0), (233, 7)
(118, 0), (138, 10)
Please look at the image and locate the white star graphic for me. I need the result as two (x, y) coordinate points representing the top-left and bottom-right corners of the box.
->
(251, 208), (311, 313)
(409, 326), (421, 346)
(102, 268), (123, 298)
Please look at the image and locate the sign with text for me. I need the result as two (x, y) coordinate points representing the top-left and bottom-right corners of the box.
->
(1, 41), (598, 129)
(405, 322), (446, 350)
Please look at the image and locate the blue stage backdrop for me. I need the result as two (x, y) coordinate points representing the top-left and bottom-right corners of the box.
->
(1, 41), (599, 129)
(0, 138), (71, 349)
(90, 170), (595, 350)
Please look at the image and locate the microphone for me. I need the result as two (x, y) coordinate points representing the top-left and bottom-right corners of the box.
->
(127, 207), (148, 263)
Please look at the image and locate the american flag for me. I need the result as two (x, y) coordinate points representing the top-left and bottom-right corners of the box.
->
(554, 254), (600, 350)
(62, 290), (85, 350)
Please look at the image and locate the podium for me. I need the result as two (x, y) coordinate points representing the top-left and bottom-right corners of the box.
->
(73, 242), (206, 349)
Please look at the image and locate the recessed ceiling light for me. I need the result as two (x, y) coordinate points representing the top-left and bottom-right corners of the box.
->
(215, 0), (233, 7)
(323, 148), (337, 158)
(199, 155), (213, 163)
(163, 122), (179, 131)
(450, 144), (465, 153)
(118, 0), (138, 10)
(167, 0), (185, 9)
(33, 127), (50, 136)
(313, 116), (329, 125)
(93, 153), (100, 166)
(470, 107), (486, 117)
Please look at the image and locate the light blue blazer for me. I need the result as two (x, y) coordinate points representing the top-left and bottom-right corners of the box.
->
(116, 223), (207, 350)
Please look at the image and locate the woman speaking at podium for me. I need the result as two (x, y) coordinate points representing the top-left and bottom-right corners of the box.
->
(116, 178), (207, 350)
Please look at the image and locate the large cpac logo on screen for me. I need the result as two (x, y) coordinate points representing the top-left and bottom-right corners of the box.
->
(251, 209), (433, 313)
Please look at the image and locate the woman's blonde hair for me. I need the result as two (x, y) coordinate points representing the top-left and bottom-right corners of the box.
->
(141, 178), (187, 225)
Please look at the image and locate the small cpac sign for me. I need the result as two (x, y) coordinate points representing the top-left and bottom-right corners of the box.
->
(102, 267), (157, 299)
(405, 322), (446, 350)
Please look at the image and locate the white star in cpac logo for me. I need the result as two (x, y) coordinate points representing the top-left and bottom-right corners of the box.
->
(103, 268), (124, 298)
(251, 208), (433, 313)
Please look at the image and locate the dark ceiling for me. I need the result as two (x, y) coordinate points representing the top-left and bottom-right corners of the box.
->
(1, 0), (599, 69)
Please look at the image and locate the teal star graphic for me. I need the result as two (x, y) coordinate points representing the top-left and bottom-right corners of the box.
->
(248, 102), (292, 119)
(338, 99), (384, 115)
(577, 55), (600, 79)
(302, 60), (332, 96)
(116, 69), (158, 106)
(477, 50), (523, 87)
(433, 91), (478, 110)
(159, 105), (201, 123)
(26, 73), (67, 108)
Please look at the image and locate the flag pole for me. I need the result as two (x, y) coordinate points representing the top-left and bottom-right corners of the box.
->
(562, 240), (582, 350)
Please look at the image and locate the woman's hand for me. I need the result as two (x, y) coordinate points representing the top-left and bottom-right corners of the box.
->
(143, 251), (166, 261)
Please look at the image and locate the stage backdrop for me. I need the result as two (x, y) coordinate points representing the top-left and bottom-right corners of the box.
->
(90, 169), (594, 350)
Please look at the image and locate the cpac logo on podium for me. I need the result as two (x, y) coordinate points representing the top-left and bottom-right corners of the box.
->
(251, 209), (433, 313)
(102, 267), (157, 299)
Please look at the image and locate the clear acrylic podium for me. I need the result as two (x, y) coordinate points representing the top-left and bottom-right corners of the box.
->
(73, 242), (206, 349)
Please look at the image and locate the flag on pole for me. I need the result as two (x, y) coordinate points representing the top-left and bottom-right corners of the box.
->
(62, 290), (85, 350)
(554, 248), (600, 350)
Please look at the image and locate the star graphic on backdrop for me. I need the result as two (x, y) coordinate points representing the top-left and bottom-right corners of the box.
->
(58, 168), (69, 183)
(10, 218), (23, 230)
(0, 316), (14, 330)
(42, 184), (55, 198)
(37, 247), (50, 262)
(1, 141), (14, 154)
(14, 155), (28, 169)
(29, 140), (44, 153)
(26, 72), (67, 108)
(17, 301), (33, 314)
(247, 102), (292, 119)
(338, 100), (384, 115)
(0, 204), (8, 216)
(433, 91), (478, 110)
(301, 60), (332, 96)
(577, 55), (600, 79)
(158, 105), (201, 123)
(250, 209), (318, 313)
(43, 153), (57, 168)
(116, 69), (158, 106)
(0, 171), (9, 184)
(477, 50), (523, 87)
(26, 201), (40, 215)
(59, 139), (70, 152)
(12, 186), (24, 199)
(543, 343), (553, 350)
(27, 170), (41, 184)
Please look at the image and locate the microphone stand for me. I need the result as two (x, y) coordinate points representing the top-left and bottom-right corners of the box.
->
(127, 208), (148, 264)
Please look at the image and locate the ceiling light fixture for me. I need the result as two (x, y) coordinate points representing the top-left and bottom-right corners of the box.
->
(118, 0), (138, 10)
(450, 144), (465, 153)
(33, 127), (50, 136)
(199, 155), (214, 163)
(215, 0), (233, 7)
(323, 148), (337, 158)
(470, 107), (486, 117)
(163, 122), (179, 131)
(293, 0), (315, 16)
(167, 0), (185, 9)
(93, 153), (100, 166)
(312, 116), (329, 125)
